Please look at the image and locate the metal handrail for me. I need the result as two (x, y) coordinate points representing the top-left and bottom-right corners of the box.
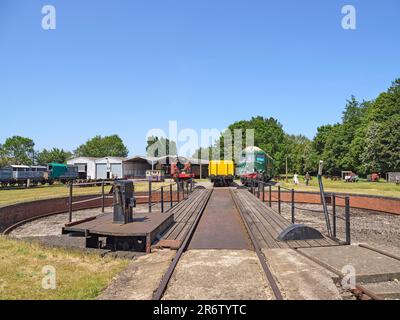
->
(247, 178), (351, 245)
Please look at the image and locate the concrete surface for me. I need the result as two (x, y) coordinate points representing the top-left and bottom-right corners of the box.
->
(299, 245), (400, 283)
(162, 249), (274, 300)
(97, 249), (175, 300)
(262, 248), (343, 300)
(360, 280), (400, 299)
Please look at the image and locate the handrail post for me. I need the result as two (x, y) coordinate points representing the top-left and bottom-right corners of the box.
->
(345, 196), (351, 245)
(177, 182), (180, 203)
(101, 180), (105, 213)
(269, 185), (272, 208)
(278, 186), (281, 214)
(161, 186), (164, 213)
(332, 193), (337, 238)
(170, 184), (173, 208)
(262, 183), (265, 202)
(69, 181), (73, 222)
(291, 188), (295, 224)
(149, 180), (152, 213)
(257, 182), (260, 199)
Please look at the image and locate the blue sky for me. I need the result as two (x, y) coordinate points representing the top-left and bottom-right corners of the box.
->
(0, 0), (399, 156)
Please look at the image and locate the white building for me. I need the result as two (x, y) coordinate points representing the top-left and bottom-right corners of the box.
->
(95, 157), (125, 179)
(67, 157), (97, 180)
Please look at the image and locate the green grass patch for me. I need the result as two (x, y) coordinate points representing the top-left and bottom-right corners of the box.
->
(278, 176), (400, 198)
(0, 236), (128, 300)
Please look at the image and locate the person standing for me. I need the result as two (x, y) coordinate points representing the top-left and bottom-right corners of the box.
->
(305, 172), (311, 186)
(293, 173), (299, 185)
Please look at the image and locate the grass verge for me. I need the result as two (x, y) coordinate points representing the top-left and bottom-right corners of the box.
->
(0, 236), (128, 300)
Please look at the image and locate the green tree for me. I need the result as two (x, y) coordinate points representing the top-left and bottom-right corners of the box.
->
(364, 79), (400, 124)
(74, 135), (128, 158)
(36, 148), (72, 165)
(313, 125), (335, 155)
(0, 144), (10, 167)
(1, 136), (35, 165)
(192, 146), (214, 160)
(286, 135), (317, 174)
(146, 136), (177, 157)
(311, 97), (367, 175)
(220, 116), (288, 172)
(361, 116), (400, 173)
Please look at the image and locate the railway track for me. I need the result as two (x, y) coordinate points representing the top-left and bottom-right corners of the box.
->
(152, 187), (283, 300)
(3, 184), (397, 300)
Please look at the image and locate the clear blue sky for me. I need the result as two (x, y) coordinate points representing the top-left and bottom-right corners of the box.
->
(0, 0), (399, 155)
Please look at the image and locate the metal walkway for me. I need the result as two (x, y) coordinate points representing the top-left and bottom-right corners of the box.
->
(188, 188), (253, 250)
(155, 189), (212, 249)
(232, 188), (339, 249)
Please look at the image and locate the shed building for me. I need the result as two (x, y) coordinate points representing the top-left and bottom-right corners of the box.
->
(122, 155), (209, 179)
(123, 156), (155, 179)
(67, 157), (97, 180)
(95, 157), (125, 179)
(386, 172), (400, 183)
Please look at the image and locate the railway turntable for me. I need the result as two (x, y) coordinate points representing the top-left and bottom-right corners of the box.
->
(62, 180), (174, 253)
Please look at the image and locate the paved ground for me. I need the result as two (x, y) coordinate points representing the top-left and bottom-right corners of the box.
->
(162, 249), (274, 300)
(262, 248), (344, 300)
(98, 249), (175, 300)
(299, 245), (400, 283)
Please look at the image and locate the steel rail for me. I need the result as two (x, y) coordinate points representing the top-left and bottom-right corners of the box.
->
(358, 244), (400, 262)
(230, 189), (284, 300)
(152, 189), (213, 300)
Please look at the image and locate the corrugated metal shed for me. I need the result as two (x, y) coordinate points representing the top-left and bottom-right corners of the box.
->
(67, 157), (98, 180)
(95, 157), (125, 179)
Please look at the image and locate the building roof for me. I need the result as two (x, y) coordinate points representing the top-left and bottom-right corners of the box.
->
(7, 165), (30, 169)
(124, 155), (209, 165)
(67, 157), (99, 162)
(95, 157), (127, 163)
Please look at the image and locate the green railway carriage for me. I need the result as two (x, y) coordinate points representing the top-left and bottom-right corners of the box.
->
(47, 163), (79, 183)
(236, 146), (273, 186)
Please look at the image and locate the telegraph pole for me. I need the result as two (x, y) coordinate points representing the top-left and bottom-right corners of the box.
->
(285, 156), (288, 182)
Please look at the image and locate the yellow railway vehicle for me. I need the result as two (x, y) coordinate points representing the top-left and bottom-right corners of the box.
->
(209, 160), (235, 187)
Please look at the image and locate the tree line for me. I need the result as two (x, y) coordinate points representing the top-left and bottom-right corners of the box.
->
(194, 79), (399, 176)
(1, 79), (398, 175)
(0, 135), (128, 167)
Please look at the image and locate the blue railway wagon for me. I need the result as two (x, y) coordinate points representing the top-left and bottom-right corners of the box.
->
(0, 167), (13, 184)
(10, 165), (31, 181)
(29, 166), (47, 182)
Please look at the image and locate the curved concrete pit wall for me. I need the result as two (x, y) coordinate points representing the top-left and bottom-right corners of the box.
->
(260, 191), (400, 215)
(0, 191), (180, 233)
